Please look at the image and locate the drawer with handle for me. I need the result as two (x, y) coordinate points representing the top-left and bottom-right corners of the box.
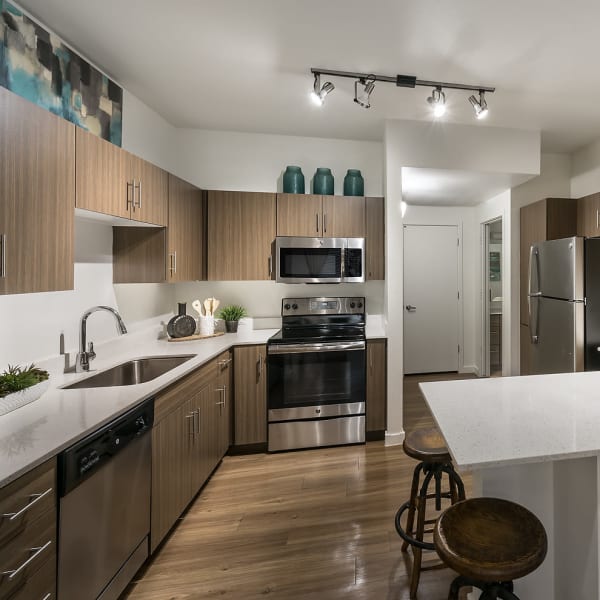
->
(0, 510), (55, 599)
(0, 460), (55, 548)
(3, 544), (55, 600)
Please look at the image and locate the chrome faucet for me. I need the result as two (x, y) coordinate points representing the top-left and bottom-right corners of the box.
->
(76, 306), (128, 372)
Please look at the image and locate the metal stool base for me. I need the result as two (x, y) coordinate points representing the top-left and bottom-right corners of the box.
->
(449, 575), (518, 600)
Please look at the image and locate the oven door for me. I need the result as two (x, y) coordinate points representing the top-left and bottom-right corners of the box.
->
(276, 237), (344, 283)
(267, 341), (366, 420)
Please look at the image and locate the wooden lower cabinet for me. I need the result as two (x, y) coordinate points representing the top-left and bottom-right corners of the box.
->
(0, 459), (56, 600)
(366, 339), (387, 437)
(233, 345), (267, 446)
(150, 352), (232, 552)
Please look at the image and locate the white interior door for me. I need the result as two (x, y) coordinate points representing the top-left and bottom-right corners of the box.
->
(404, 225), (459, 374)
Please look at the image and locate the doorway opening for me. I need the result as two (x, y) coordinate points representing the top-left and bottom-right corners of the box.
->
(482, 218), (503, 377)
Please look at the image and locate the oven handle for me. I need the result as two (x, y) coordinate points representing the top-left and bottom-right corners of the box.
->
(268, 341), (365, 355)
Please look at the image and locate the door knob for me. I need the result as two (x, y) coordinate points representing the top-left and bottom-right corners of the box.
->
(405, 305), (416, 312)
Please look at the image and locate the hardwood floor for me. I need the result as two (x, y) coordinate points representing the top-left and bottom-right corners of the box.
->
(123, 373), (473, 600)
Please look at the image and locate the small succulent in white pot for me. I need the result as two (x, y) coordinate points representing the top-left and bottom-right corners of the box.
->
(0, 364), (50, 416)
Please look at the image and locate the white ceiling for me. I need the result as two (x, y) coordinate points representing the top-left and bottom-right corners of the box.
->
(15, 0), (600, 155)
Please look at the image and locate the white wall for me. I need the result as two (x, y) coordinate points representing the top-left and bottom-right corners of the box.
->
(571, 140), (600, 198)
(175, 129), (383, 196)
(511, 153), (572, 374)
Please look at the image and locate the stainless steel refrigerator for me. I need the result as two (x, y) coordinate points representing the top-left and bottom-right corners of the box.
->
(527, 236), (600, 374)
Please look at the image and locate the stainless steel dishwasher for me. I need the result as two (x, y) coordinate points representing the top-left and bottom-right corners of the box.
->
(57, 398), (154, 600)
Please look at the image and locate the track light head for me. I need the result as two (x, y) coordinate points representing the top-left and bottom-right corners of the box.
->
(354, 77), (375, 109)
(427, 86), (446, 118)
(310, 73), (335, 106)
(468, 90), (489, 119)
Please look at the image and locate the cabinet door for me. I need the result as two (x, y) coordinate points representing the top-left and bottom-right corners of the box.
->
(520, 323), (531, 376)
(520, 200), (547, 327)
(234, 345), (267, 445)
(193, 381), (219, 490)
(75, 126), (130, 219)
(322, 195), (365, 238)
(577, 193), (600, 238)
(151, 401), (194, 552)
(216, 352), (233, 457)
(366, 196), (385, 280)
(207, 191), (276, 280)
(276, 193), (322, 236)
(129, 154), (168, 226)
(168, 175), (204, 282)
(0, 88), (75, 294)
(366, 339), (387, 433)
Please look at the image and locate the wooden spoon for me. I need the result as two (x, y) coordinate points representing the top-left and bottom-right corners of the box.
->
(204, 298), (212, 317)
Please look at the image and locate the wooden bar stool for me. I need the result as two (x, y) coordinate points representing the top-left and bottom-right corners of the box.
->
(434, 497), (548, 600)
(395, 428), (466, 598)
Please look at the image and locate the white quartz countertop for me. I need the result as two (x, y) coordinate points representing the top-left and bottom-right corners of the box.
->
(0, 318), (385, 488)
(421, 371), (600, 471)
(0, 327), (277, 488)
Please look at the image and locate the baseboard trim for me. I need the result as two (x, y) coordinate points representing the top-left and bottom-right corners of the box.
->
(460, 365), (480, 376)
(384, 431), (405, 446)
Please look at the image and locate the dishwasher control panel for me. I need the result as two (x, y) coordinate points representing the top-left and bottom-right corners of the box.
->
(58, 398), (154, 496)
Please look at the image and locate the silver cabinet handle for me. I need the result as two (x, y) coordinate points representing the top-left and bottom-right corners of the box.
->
(316, 213), (319, 233)
(0, 234), (5, 278)
(137, 179), (142, 209)
(127, 180), (134, 210)
(218, 358), (232, 369)
(185, 413), (195, 437)
(597, 208), (599, 230)
(172, 251), (177, 274)
(405, 305), (416, 312)
(324, 213), (327, 233)
(256, 354), (264, 380)
(268, 255), (272, 278)
(194, 409), (200, 435)
(2, 540), (52, 580)
(42, 594), (52, 600)
(2, 488), (52, 521)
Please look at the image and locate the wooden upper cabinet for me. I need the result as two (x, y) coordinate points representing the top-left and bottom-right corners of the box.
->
(322, 195), (365, 238)
(76, 127), (167, 225)
(0, 87), (75, 295)
(577, 193), (600, 238)
(277, 193), (322, 236)
(276, 194), (366, 238)
(167, 175), (204, 282)
(519, 197), (577, 326)
(366, 196), (385, 280)
(75, 127), (130, 219)
(207, 191), (276, 280)
(129, 154), (168, 226)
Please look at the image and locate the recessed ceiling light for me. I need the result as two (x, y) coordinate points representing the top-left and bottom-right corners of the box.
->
(427, 87), (446, 118)
(354, 77), (375, 109)
(469, 90), (489, 119)
(310, 73), (335, 106)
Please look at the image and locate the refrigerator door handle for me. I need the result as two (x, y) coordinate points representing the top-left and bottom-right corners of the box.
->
(528, 245), (541, 297)
(530, 295), (540, 344)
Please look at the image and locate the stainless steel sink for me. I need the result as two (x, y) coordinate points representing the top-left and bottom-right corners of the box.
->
(63, 355), (196, 389)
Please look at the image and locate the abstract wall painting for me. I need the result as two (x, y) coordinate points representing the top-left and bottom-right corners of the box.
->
(0, 1), (123, 145)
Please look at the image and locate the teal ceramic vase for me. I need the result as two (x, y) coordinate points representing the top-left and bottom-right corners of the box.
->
(313, 167), (334, 195)
(282, 165), (305, 194)
(343, 169), (364, 196)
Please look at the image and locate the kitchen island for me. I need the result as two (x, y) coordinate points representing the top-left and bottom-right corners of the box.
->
(421, 372), (600, 600)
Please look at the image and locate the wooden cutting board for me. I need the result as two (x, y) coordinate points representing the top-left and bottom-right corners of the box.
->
(167, 332), (225, 342)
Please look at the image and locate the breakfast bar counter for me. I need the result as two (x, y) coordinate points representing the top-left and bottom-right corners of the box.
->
(421, 372), (600, 600)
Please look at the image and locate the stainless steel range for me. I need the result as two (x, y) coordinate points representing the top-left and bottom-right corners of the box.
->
(267, 297), (366, 452)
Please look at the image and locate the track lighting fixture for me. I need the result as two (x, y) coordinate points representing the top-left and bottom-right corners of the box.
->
(310, 73), (335, 106)
(468, 90), (489, 119)
(427, 86), (446, 118)
(354, 76), (375, 109)
(309, 67), (495, 120)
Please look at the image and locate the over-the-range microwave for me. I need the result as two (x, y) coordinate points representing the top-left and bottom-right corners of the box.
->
(275, 237), (365, 284)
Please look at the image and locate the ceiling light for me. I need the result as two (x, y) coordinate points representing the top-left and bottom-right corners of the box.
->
(309, 68), (495, 120)
(427, 87), (446, 118)
(310, 73), (335, 106)
(469, 90), (489, 119)
(354, 77), (375, 109)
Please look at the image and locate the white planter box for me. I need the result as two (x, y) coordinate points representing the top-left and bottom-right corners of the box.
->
(0, 380), (50, 416)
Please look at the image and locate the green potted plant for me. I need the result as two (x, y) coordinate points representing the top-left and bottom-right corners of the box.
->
(217, 305), (247, 333)
(0, 364), (50, 416)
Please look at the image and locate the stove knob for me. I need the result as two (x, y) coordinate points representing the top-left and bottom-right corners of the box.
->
(284, 303), (291, 310)
(358, 302), (363, 308)
(292, 303), (298, 310)
(350, 302), (356, 308)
